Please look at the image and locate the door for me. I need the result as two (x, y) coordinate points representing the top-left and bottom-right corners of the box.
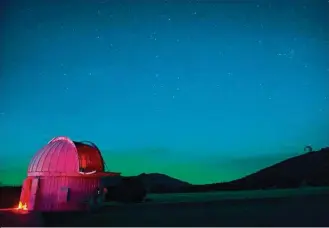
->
(58, 186), (70, 203)
(28, 177), (40, 210)
(20, 178), (32, 203)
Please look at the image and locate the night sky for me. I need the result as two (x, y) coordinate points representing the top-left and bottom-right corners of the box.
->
(1, 0), (328, 185)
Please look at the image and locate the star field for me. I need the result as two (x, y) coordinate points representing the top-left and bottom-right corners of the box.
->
(0, 0), (328, 185)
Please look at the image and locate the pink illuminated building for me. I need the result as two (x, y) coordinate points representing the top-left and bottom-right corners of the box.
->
(18, 136), (120, 211)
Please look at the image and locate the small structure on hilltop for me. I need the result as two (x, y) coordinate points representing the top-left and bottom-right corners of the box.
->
(304, 145), (313, 153)
(17, 136), (120, 212)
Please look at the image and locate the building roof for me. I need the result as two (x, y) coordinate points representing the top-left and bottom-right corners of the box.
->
(27, 136), (112, 177)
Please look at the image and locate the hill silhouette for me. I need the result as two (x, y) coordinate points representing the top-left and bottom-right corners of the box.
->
(101, 173), (191, 202)
(181, 147), (329, 192)
(137, 173), (191, 193)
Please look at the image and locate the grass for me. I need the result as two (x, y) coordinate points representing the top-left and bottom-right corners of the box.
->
(44, 192), (329, 226)
(146, 186), (329, 203)
(2, 187), (329, 226)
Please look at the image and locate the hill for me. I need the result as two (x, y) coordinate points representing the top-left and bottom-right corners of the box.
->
(181, 147), (329, 192)
(137, 173), (191, 193)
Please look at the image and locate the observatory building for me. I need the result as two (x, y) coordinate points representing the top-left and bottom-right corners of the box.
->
(18, 136), (120, 211)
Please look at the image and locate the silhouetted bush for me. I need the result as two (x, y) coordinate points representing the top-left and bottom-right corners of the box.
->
(0, 186), (21, 208)
(105, 176), (147, 203)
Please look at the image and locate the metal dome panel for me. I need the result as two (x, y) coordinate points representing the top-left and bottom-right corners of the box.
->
(28, 136), (79, 174)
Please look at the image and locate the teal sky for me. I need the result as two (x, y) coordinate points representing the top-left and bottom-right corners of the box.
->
(0, 0), (328, 185)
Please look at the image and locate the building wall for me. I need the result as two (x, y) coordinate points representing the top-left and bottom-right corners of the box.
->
(36, 176), (100, 211)
(20, 177), (32, 205)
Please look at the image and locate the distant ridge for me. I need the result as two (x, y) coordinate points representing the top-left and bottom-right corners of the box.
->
(181, 147), (329, 192)
(137, 173), (191, 193)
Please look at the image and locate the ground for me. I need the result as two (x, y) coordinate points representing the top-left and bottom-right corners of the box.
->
(1, 188), (329, 226)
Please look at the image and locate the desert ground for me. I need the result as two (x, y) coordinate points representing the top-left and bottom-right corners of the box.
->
(2, 187), (329, 226)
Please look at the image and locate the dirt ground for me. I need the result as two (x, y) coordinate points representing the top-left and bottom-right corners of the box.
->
(2, 194), (329, 226)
